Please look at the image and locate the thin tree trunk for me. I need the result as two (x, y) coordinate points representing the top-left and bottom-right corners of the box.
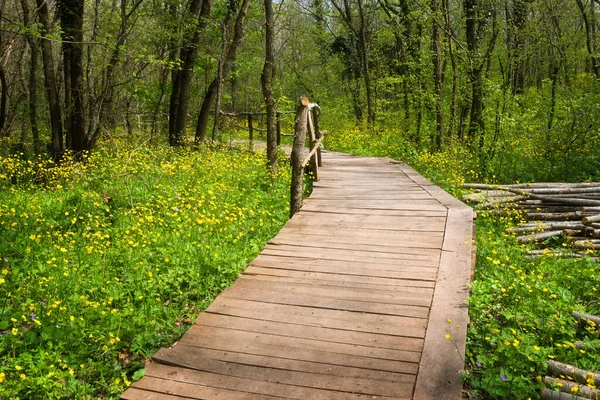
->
(262, 0), (277, 175)
(432, 0), (444, 150)
(444, 0), (457, 136)
(290, 97), (309, 217)
(169, 0), (211, 146)
(195, 0), (250, 142)
(211, 60), (223, 141)
(35, 0), (63, 160)
(575, 0), (600, 78)
(0, 65), (6, 136)
(357, 0), (374, 126)
(59, 0), (86, 153)
(20, 0), (41, 154)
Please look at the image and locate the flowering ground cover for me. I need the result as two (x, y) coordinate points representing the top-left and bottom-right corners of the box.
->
(0, 138), (291, 398)
(326, 127), (600, 399)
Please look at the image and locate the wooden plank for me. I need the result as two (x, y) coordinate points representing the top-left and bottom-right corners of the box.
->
(231, 276), (434, 307)
(206, 296), (429, 338)
(180, 325), (423, 366)
(304, 198), (444, 207)
(121, 386), (192, 400)
(261, 244), (442, 265)
(250, 255), (439, 281)
(126, 375), (283, 399)
(151, 347), (413, 398)
(195, 312), (425, 348)
(243, 268), (436, 290)
(142, 363), (388, 400)
(173, 331), (420, 374)
(287, 213), (446, 231)
(271, 230), (445, 253)
(220, 285), (430, 318)
(268, 235), (443, 256)
(299, 205), (447, 217)
(413, 207), (473, 400)
(270, 230), (444, 251)
(156, 345), (415, 384)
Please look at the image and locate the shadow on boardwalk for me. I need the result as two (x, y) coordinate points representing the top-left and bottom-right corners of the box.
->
(122, 151), (474, 400)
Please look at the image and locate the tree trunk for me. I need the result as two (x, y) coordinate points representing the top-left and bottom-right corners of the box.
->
(290, 97), (309, 218)
(195, 0), (251, 142)
(168, 0), (211, 146)
(575, 0), (600, 78)
(20, 0), (41, 154)
(58, 0), (86, 153)
(0, 65), (6, 136)
(36, 0), (63, 160)
(432, 0), (444, 150)
(262, 0), (277, 175)
(357, 0), (375, 126)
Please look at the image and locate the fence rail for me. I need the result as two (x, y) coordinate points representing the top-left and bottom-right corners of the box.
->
(218, 99), (326, 218)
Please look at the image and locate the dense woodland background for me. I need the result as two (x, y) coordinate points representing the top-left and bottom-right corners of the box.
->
(1, 0), (600, 181)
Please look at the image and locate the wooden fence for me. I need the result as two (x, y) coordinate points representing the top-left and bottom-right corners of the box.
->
(219, 98), (326, 218)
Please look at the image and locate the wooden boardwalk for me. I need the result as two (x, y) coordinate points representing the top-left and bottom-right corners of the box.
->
(122, 151), (474, 400)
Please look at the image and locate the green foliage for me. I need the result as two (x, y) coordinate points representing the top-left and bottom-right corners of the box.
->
(466, 216), (600, 399)
(0, 138), (291, 398)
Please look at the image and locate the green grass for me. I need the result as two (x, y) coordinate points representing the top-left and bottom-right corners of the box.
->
(0, 137), (291, 398)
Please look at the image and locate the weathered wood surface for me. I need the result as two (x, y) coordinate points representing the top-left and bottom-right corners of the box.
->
(122, 151), (473, 400)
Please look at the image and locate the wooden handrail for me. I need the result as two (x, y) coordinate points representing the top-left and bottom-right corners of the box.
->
(301, 131), (327, 167)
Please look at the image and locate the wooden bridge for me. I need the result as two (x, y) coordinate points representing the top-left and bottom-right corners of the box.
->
(122, 151), (474, 400)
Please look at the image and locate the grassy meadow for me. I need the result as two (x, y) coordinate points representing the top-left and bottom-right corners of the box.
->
(0, 138), (291, 398)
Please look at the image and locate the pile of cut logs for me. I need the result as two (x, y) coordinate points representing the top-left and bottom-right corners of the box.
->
(462, 182), (600, 257)
(540, 311), (600, 400)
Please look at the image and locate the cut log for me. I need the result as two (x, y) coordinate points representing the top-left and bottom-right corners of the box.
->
(547, 360), (600, 388)
(562, 229), (585, 237)
(583, 214), (600, 225)
(572, 311), (600, 329)
(585, 227), (600, 238)
(516, 230), (563, 243)
(573, 241), (600, 250)
(526, 212), (590, 221)
(543, 377), (600, 399)
(540, 388), (590, 400)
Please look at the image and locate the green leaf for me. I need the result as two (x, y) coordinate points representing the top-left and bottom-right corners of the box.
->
(132, 368), (146, 381)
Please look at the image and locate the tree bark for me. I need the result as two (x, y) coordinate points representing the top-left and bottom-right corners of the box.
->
(575, 0), (600, 78)
(20, 0), (41, 154)
(195, 0), (250, 142)
(262, 0), (277, 175)
(357, 0), (375, 126)
(168, 0), (212, 146)
(0, 65), (6, 136)
(36, 0), (63, 160)
(58, 0), (86, 153)
(290, 97), (309, 218)
(432, 0), (444, 150)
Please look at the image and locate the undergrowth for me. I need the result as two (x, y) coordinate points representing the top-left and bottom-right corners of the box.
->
(0, 137), (291, 398)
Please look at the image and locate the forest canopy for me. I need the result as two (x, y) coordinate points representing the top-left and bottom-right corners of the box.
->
(0, 0), (599, 182)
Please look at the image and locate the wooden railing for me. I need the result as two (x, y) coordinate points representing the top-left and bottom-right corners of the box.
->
(219, 110), (295, 146)
(218, 98), (326, 218)
(290, 97), (327, 218)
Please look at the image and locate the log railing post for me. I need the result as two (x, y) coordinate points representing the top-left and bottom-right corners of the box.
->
(311, 105), (322, 167)
(276, 111), (281, 146)
(247, 113), (253, 149)
(290, 97), (309, 218)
